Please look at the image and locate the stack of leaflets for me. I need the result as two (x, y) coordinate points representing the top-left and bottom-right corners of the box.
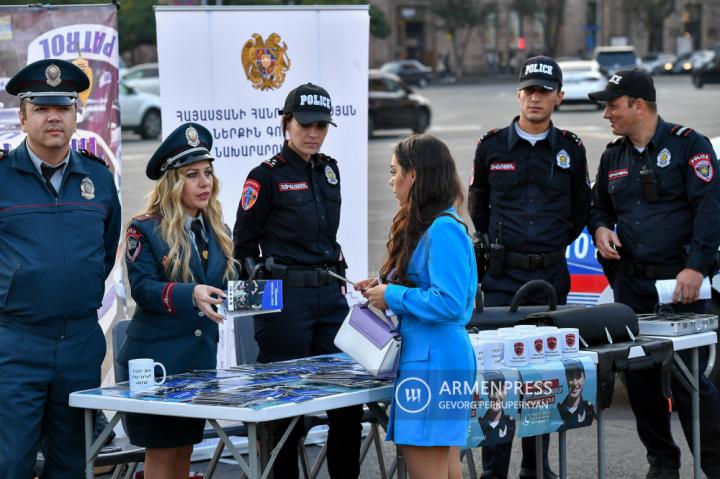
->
(220, 279), (283, 318)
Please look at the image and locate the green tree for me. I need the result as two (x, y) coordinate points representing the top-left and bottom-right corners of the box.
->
(431, 0), (496, 78)
(119, 0), (157, 63)
(540, 0), (565, 57)
(624, 0), (675, 52)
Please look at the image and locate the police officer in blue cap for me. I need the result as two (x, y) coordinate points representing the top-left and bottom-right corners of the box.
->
(0, 59), (121, 477)
(119, 122), (236, 478)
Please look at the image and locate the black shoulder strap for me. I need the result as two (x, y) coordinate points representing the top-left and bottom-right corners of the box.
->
(478, 128), (499, 144)
(562, 129), (583, 147)
(669, 124), (694, 138)
(262, 154), (288, 169)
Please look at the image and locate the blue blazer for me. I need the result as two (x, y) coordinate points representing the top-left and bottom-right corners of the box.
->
(118, 215), (230, 377)
(383, 208), (478, 446)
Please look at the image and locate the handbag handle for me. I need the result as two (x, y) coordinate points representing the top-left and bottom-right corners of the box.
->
(509, 279), (558, 312)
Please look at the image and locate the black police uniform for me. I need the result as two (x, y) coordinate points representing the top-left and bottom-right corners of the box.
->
(557, 398), (594, 431)
(0, 59), (121, 478)
(469, 120), (590, 479)
(233, 140), (362, 478)
(590, 117), (720, 476)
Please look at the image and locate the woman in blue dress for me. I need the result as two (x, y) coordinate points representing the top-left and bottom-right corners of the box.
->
(360, 134), (477, 478)
(119, 122), (237, 478)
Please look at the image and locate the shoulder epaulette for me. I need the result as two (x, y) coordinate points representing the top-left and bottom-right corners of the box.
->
(478, 128), (499, 144)
(262, 154), (288, 169)
(606, 137), (623, 148)
(134, 214), (159, 222)
(669, 124), (694, 138)
(79, 149), (109, 167)
(320, 153), (337, 165)
(0, 149), (7, 161)
(562, 129), (583, 147)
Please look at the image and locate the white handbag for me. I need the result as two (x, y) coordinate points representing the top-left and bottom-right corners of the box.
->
(334, 301), (401, 378)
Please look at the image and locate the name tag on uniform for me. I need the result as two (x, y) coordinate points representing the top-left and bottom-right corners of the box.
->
(608, 169), (628, 181)
(278, 182), (309, 192)
(490, 162), (516, 172)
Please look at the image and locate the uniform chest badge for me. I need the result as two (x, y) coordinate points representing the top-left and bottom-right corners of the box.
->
(556, 149), (571, 169)
(657, 148), (671, 168)
(325, 165), (338, 185)
(80, 177), (95, 200)
(241, 179), (261, 210)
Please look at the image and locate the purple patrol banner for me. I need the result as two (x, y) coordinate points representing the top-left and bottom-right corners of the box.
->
(0, 4), (122, 385)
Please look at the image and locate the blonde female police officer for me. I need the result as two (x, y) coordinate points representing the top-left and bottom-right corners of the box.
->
(119, 122), (236, 478)
(233, 83), (363, 479)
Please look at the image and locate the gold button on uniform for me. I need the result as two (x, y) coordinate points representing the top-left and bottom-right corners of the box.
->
(194, 329), (202, 337)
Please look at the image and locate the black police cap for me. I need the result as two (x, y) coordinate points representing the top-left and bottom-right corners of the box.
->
(278, 83), (336, 126)
(5, 59), (90, 106)
(518, 55), (563, 91)
(146, 122), (214, 180)
(588, 68), (656, 102)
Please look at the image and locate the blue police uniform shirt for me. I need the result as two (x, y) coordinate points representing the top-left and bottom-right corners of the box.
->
(589, 117), (720, 274)
(0, 139), (121, 337)
(469, 117), (591, 252)
(27, 144), (69, 192)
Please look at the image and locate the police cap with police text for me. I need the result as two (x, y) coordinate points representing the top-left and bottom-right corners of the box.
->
(5, 59), (90, 106)
(518, 56), (563, 91)
(146, 122), (214, 180)
(279, 83), (336, 126)
(588, 68), (656, 102)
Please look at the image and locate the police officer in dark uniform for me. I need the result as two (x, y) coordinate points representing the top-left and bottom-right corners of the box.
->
(479, 371), (517, 447)
(469, 56), (591, 479)
(589, 69), (720, 479)
(557, 359), (594, 432)
(233, 83), (362, 479)
(0, 59), (121, 478)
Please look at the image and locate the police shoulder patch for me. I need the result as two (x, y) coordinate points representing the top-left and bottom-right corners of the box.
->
(478, 128), (499, 144)
(79, 149), (109, 167)
(0, 149), (7, 161)
(562, 129), (583, 147)
(670, 124), (694, 138)
(125, 226), (143, 262)
(262, 154), (288, 169)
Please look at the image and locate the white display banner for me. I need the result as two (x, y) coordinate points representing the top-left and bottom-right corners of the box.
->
(155, 6), (370, 288)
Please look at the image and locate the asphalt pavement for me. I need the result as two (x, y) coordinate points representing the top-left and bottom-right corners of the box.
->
(111, 76), (719, 478)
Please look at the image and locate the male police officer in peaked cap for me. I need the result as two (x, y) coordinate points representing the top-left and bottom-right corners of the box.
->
(0, 59), (121, 477)
(469, 55), (591, 479)
(589, 69), (720, 479)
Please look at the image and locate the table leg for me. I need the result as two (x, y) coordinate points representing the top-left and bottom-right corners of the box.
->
(84, 409), (93, 479)
(536, 436), (544, 479)
(597, 408), (605, 479)
(559, 430), (567, 479)
(692, 348), (701, 479)
(208, 419), (251, 476)
(248, 423), (259, 479)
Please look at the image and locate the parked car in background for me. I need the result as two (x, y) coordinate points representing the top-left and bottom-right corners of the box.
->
(593, 46), (639, 75)
(641, 52), (676, 74)
(119, 82), (162, 139)
(121, 62), (160, 96)
(368, 70), (431, 137)
(380, 59), (434, 87)
(692, 54), (720, 88)
(557, 60), (606, 109)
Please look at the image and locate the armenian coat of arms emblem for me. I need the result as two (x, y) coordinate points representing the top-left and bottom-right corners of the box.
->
(241, 33), (291, 91)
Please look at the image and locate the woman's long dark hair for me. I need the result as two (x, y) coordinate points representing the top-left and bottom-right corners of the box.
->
(379, 134), (466, 286)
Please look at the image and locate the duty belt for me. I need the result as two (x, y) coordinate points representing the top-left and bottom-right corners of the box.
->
(505, 249), (565, 271)
(271, 264), (340, 288)
(616, 258), (684, 279)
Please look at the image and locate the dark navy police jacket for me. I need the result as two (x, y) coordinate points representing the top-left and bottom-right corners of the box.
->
(0, 140), (121, 338)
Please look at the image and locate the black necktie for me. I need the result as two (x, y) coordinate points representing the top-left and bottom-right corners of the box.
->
(41, 163), (63, 196)
(191, 219), (208, 271)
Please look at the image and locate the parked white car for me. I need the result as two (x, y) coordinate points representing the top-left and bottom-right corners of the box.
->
(557, 60), (607, 109)
(120, 62), (160, 96)
(119, 82), (161, 139)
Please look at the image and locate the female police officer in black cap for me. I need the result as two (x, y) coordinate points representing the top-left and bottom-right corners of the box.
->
(233, 83), (363, 478)
(119, 122), (236, 478)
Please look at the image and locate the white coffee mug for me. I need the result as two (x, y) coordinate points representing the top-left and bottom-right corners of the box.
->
(503, 334), (529, 367)
(558, 328), (580, 357)
(480, 340), (505, 369)
(128, 358), (167, 393)
(542, 330), (563, 360)
(525, 330), (546, 364)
